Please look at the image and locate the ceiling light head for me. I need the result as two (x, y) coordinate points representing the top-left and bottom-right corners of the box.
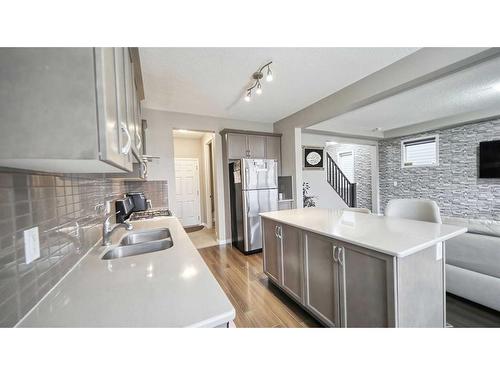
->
(492, 83), (500, 92)
(266, 65), (273, 82)
(244, 90), (251, 102)
(256, 81), (262, 95)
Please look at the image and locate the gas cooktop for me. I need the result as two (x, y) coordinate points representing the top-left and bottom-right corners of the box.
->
(129, 208), (173, 221)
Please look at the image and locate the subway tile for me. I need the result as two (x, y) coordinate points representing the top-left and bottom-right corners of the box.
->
(0, 170), (168, 326)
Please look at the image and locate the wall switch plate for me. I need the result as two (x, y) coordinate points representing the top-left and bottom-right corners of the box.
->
(24, 227), (40, 264)
(393, 181), (398, 187)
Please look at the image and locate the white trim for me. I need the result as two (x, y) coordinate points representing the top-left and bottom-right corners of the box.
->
(203, 137), (215, 230)
(401, 134), (439, 168)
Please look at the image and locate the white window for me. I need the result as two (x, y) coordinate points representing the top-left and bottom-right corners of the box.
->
(338, 151), (355, 181)
(401, 135), (439, 167)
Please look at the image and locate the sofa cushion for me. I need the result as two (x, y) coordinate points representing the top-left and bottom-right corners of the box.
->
(442, 216), (500, 237)
(446, 232), (500, 278)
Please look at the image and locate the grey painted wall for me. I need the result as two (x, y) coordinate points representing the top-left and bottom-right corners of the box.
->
(379, 119), (500, 220)
(326, 144), (373, 210)
(0, 171), (167, 327)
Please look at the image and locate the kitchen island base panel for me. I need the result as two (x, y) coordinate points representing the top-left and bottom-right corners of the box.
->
(262, 216), (448, 328)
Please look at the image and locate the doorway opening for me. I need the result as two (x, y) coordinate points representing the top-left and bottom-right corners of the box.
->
(173, 129), (218, 249)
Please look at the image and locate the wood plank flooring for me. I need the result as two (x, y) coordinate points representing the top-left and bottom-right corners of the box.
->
(446, 293), (500, 328)
(198, 244), (500, 328)
(198, 244), (321, 327)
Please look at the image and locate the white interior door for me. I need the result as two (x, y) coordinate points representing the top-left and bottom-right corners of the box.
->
(175, 158), (201, 227)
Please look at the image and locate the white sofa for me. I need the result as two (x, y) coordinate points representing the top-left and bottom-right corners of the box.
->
(442, 216), (500, 312)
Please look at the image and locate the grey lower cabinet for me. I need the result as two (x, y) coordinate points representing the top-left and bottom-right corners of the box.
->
(262, 219), (282, 284)
(261, 217), (445, 327)
(0, 47), (140, 173)
(281, 224), (303, 302)
(304, 232), (341, 327)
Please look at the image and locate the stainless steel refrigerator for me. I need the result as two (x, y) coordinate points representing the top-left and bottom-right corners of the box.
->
(229, 159), (278, 253)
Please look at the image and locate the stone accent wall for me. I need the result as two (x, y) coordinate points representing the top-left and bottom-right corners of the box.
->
(326, 143), (373, 210)
(0, 171), (168, 327)
(378, 119), (500, 220)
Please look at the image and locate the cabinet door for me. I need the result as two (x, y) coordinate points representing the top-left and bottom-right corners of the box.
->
(338, 244), (395, 327)
(133, 83), (143, 159)
(262, 219), (282, 284)
(304, 232), (341, 327)
(247, 135), (266, 158)
(281, 224), (303, 302)
(95, 48), (124, 168)
(227, 133), (248, 159)
(114, 48), (133, 171)
(265, 136), (281, 160)
(124, 48), (137, 160)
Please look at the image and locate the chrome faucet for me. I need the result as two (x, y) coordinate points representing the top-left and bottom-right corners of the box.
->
(102, 211), (133, 246)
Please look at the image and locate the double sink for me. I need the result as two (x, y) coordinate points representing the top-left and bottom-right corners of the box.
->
(102, 228), (174, 260)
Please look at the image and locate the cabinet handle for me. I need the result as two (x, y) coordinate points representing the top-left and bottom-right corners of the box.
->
(332, 245), (338, 263)
(278, 226), (282, 239)
(120, 122), (132, 155)
(135, 131), (142, 150)
(338, 247), (344, 267)
(275, 225), (282, 239)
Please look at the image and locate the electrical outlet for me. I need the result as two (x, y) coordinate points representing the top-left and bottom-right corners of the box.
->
(393, 181), (398, 187)
(24, 227), (40, 264)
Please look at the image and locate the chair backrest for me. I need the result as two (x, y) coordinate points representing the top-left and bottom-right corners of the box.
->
(385, 199), (442, 223)
(343, 207), (371, 214)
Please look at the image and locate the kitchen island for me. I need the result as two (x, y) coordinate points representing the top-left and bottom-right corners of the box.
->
(260, 208), (467, 328)
(17, 216), (235, 327)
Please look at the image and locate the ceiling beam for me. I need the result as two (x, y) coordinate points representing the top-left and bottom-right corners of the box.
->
(274, 47), (500, 130)
(383, 108), (500, 139)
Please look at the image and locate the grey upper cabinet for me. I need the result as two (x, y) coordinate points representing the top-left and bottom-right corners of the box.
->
(262, 219), (282, 285)
(304, 232), (341, 327)
(111, 47), (133, 171)
(223, 130), (281, 165)
(281, 224), (303, 302)
(227, 133), (248, 159)
(0, 47), (138, 173)
(265, 136), (281, 161)
(247, 135), (266, 158)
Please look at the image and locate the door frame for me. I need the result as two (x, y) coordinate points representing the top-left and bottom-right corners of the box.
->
(204, 138), (216, 229)
(174, 157), (202, 227)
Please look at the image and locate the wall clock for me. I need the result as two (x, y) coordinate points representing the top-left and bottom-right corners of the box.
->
(303, 146), (324, 169)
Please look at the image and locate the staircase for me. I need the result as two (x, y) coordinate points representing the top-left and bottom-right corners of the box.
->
(326, 152), (357, 207)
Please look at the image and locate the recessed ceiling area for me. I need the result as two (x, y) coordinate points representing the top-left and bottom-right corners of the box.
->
(140, 47), (419, 123)
(308, 54), (500, 138)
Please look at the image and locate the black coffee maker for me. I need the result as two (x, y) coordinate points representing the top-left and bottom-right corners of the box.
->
(126, 192), (150, 212)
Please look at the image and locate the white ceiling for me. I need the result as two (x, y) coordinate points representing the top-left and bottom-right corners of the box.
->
(139, 48), (419, 123)
(309, 54), (500, 137)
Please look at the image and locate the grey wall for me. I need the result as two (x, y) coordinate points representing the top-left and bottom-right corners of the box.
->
(379, 119), (500, 220)
(326, 144), (373, 210)
(0, 171), (168, 327)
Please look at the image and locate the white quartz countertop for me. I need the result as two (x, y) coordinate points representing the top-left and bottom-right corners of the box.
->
(260, 208), (467, 258)
(17, 216), (235, 327)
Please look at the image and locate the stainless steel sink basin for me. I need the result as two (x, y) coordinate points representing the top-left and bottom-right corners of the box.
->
(102, 238), (174, 260)
(119, 228), (171, 246)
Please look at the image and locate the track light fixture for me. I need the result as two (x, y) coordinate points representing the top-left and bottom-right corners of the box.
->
(244, 61), (273, 102)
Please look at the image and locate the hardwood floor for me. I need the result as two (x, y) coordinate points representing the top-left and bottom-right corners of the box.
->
(198, 244), (321, 327)
(446, 293), (500, 328)
(198, 244), (500, 328)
